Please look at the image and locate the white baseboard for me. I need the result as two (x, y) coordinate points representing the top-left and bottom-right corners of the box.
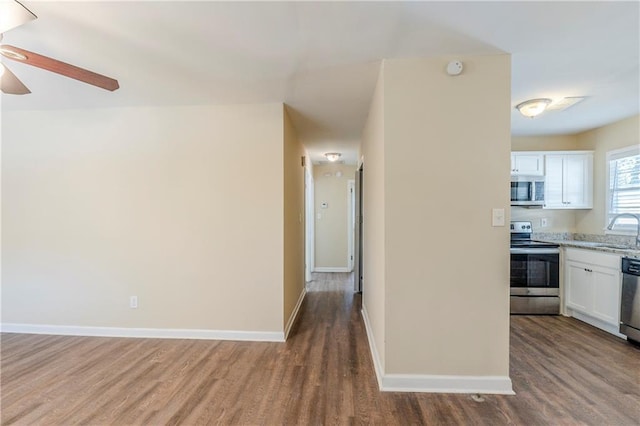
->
(361, 305), (384, 389)
(284, 288), (306, 339)
(360, 307), (514, 395)
(0, 323), (285, 342)
(382, 374), (514, 394)
(314, 267), (351, 273)
(566, 309), (626, 339)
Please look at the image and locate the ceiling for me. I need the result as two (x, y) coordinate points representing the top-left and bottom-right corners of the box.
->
(1, 1), (638, 164)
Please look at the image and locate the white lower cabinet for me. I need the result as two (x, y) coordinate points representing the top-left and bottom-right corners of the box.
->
(564, 248), (623, 336)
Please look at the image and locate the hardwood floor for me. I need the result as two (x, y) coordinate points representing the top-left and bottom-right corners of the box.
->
(2, 272), (639, 425)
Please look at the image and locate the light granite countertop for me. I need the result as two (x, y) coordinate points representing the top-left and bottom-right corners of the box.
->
(531, 232), (640, 259)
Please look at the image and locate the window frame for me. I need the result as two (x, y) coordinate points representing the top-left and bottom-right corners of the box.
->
(605, 144), (640, 234)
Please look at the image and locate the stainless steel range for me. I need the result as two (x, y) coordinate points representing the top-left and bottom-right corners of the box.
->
(510, 221), (560, 315)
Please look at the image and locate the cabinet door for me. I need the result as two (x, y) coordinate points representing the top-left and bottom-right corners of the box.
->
(544, 155), (564, 208)
(544, 153), (593, 209)
(565, 261), (593, 313)
(591, 267), (621, 326)
(563, 155), (592, 208)
(512, 153), (544, 176)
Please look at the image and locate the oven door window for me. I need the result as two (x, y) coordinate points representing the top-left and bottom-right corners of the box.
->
(510, 253), (559, 288)
(511, 181), (532, 202)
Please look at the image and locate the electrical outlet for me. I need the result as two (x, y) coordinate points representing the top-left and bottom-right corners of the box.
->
(130, 296), (138, 309)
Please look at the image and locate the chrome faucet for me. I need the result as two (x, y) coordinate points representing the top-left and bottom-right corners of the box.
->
(606, 213), (640, 247)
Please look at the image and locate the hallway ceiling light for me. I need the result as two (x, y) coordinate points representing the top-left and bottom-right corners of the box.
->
(324, 152), (341, 162)
(515, 98), (551, 118)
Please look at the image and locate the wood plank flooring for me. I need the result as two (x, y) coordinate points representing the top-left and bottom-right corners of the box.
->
(2, 272), (639, 425)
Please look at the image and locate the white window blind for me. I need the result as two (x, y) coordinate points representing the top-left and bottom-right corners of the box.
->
(607, 145), (640, 232)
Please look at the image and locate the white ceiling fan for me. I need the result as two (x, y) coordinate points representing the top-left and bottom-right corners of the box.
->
(0, 0), (119, 94)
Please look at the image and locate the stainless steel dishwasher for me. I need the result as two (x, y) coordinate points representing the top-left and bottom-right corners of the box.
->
(620, 257), (640, 343)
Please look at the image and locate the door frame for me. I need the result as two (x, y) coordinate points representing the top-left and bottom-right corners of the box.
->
(347, 179), (355, 272)
(305, 167), (315, 282)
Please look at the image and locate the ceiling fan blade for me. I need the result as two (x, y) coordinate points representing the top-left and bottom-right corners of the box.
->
(0, 0), (37, 33)
(1, 63), (31, 94)
(0, 44), (119, 91)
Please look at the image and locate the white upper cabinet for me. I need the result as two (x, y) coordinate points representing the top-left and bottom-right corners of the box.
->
(543, 152), (593, 209)
(511, 153), (544, 176)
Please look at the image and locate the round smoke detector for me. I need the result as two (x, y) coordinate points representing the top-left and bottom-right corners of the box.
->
(446, 60), (464, 76)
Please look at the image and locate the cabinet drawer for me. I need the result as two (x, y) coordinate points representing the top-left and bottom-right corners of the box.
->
(564, 248), (621, 269)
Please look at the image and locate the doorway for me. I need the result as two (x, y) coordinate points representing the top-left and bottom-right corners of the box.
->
(354, 164), (363, 292)
(347, 179), (355, 272)
(305, 167), (314, 283)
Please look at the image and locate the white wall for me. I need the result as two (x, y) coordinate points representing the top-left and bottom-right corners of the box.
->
(313, 163), (357, 270)
(2, 103), (295, 337)
(361, 55), (512, 393)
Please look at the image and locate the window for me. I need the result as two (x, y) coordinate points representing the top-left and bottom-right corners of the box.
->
(606, 145), (640, 233)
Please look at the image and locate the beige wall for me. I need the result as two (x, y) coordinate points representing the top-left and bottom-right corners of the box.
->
(313, 163), (356, 269)
(283, 108), (306, 330)
(511, 134), (580, 151)
(361, 62), (387, 370)
(362, 55), (511, 384)
(510, 206), (576, 233)
(2, 104), (291, 334)
(575, 114), (640, 234)
(383, 55), (511, 376)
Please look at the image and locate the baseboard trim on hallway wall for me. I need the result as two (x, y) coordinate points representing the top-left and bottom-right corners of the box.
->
(0, 323), (286, 342)
(361, 305), (385, 389)
(284, 288), (306, 339)
(313, 267), (351, 273)
(360, 307), (514, 395)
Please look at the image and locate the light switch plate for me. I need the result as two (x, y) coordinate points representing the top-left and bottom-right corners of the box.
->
(492, 208), (505, 227)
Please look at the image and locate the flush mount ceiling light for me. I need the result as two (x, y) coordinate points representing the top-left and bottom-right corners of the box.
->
(515, 98), (552, 118)
(324, 152), (342, 162)
(547, 96), (587, 111)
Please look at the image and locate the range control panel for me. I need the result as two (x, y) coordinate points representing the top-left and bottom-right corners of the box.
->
(510, 221), (532, 233)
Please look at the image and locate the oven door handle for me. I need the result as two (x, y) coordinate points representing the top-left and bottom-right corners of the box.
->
(510, 248), (560, 254)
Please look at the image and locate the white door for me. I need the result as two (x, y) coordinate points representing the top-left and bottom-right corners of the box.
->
(305, 169), (315, 282)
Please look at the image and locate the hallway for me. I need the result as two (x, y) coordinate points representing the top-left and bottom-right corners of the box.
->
(2, 272), (639, 424)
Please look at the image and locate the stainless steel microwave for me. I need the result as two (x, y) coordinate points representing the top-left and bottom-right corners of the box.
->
(511, 176), (545, 206)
